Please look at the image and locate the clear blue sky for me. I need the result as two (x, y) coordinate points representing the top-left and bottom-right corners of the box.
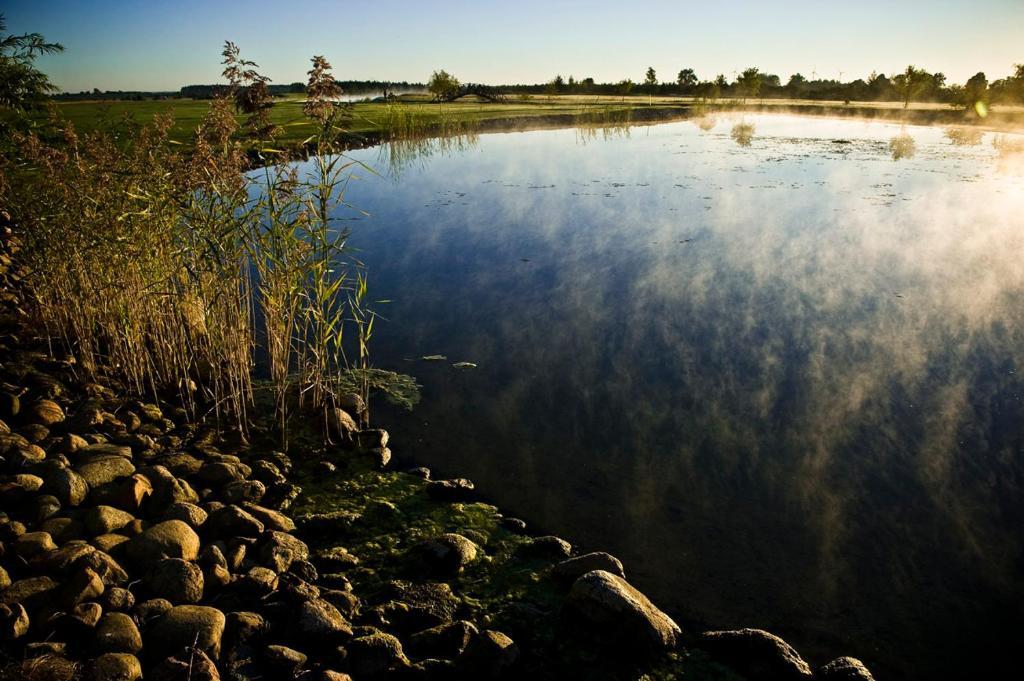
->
(6, 0), (1022, 92)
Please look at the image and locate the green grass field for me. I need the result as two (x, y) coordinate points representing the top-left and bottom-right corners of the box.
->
(40, 93), (1024, 152)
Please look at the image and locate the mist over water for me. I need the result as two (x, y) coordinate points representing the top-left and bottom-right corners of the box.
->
(299, 115), (1024, 680)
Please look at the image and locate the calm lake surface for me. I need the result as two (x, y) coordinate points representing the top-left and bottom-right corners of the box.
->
(308, 114), (1024, 680)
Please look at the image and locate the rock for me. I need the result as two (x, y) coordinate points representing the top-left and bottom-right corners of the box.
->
(265, 645), (308, 676)
(15, 655), (78, 681)
(222, 479), (265, 504)
(125, 520), (200, 566)
(0, 576), (59, 611)
(19, 422), (50, 443)
(93, 533), (130, 553)
(148, 558), (204, 604)
(104, 474), (153, 512)
(80, 443), (134, 460)
(238, 566), (278, 596)
(565, 570), (680, 653)
(61, 565), (105, 606)
(699, 628), (813, 681)
(90, 652), (143, 681)
(76, 455), (135, 488)
(250, 460), (286, 486)
(94, 612), (143, 654)
(16, 531), (57, 558)
(413, 534), (479, 575)
(241, 503), (295, 532)
(347, 632), (409, 677)
(365, 447), (392, 467)
(458, 629), (519, 678)
(27, 494), (63, 525)
(0, 566), (7, 590)
(204, 505), (263, 540)
(30, 541), (95, 574)
(224, 610), (266, 649)
(41, 467), (90, 506)
(0, 603), (29, 640)
(69, 601), (103, 629)
(162, 502), (208, 529)
(406, 466), (431, 480)
(293, 598), (353, 646)
(148, 605), (226, 660)
(818, 657), (876, 681)
(262, 481), (301, 510)
(552, 552), (625, 582)
(101, 587), (135, 612)
(29, 399), (65, 426)
(149, 648), (220, 681)
(315, 546), (360, 570)
(196, 461), (251, 486)
(426, 478), (475, 502)
(62, 433), (88, 454)
(74, 550), (129, 586)
(328, 407), (359, 440)
(141, 466), (198, 513)
(408, 620), (478, 659)
(133, 598), (172, 627)
(517, 535), (572, 561)
(43, 516), (86, 543)
(156, 453), (203, 477)
(355, 429), (389, 450)
(257, 530), (308, 569)
(85, 506), (136, 535)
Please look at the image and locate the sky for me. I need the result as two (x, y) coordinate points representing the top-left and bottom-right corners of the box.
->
(5, 0), (1023, 93)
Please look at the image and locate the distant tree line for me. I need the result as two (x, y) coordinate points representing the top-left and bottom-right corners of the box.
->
(179, 80), (423, 100)
(494, 64), (1024, 110)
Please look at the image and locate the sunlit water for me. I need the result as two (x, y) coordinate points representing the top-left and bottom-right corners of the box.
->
(300, 114), (1024, 680)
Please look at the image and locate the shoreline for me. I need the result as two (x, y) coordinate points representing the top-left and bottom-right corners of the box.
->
(0, 220), (879, 679)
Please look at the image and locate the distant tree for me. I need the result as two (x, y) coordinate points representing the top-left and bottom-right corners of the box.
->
(581, 77), (595, 88)
(567, 75), (576, 90)
(677, 68), (697, 91)
(867, 72), (892, 100)
(737, 67), (762, 102)
(1011, 64), (1024, 103)
(645, 67), (657, 89)
(892, 65), (927, 108)
(0, 13), (64, 111)
(427, 69), (460, 101)
(618, 78), (634, 102)
(957, 71), (989, 114)
(714, 74), (728, 90)
(695, 80), (720, 102)
(552, 74), (565, 92)
(786, 73), (808, 97)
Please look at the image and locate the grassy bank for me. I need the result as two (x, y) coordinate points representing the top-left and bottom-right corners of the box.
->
(36, 94), (1024, 155)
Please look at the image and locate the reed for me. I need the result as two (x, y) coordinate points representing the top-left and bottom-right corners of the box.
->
(0, 43), (420, 444)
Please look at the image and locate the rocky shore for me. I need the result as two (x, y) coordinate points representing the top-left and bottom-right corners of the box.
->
(0, 224), (876, 680)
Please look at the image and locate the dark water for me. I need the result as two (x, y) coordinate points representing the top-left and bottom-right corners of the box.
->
(307, 115), (1024, 680)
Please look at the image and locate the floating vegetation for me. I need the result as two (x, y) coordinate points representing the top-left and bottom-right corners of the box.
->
(695, 116), (717, 132)
(889, 131), (917, 160)
(574, 107), (633, 144)
(730, 122), (755, 147)
(944, 127), (984, 146)
(420, 354), (447, 361)
(335, 367), (421, 411)
(452, 362), (478, 370)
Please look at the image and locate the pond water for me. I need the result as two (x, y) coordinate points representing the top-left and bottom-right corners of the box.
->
(310, 114), (1024, 680)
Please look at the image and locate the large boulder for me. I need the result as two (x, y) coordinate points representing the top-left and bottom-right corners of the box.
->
(76, 455), (135, 488)
(292, 598), (353, 647)
(412, 533), (479, 575)
(347, 632), (409, 677)
(552, 552), (625, 582)
(458, 629), (519, 678)
(565, 570), (680, 654)
(85, 506), (136, 536)
(41, 467), (90, 506)
(125, 520), (200, 566)
(699, 628), (813, 681)
(94, 612), (143, 654)
(90, 652), (143, 681)
(204, 505), (264, 540)
(147, 605), (226, 661)
(817, 656), (876, 681)
(147, 558), (204, 604)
